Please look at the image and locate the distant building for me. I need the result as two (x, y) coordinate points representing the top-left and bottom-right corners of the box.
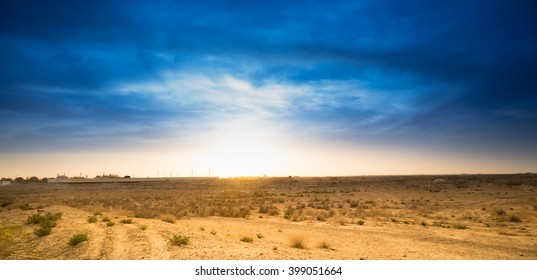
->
(47, 175), (69, 183)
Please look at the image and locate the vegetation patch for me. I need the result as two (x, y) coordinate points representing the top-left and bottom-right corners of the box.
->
(161, 215), (175, 224)
(26, 212), (62, 237)
(169, 234), (189, 246)
(290, 236), (306, 249)
(69, 233), (88, 246)
(240, 236), (253, 243)
(510, 215), (522, 223)
(87, 216), (98, 223)
(318, 240), (331, 249)
(120, 219), (133, 224)
(106, 221), (116, 227)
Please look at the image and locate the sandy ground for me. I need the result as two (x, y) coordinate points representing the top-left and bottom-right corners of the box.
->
(1, 175), (536, 259)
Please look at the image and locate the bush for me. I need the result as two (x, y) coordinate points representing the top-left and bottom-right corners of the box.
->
(290, 236), (305, 249)
(34, 226), (52, 237)
(69, 233), (88, 246)
(240, 236), (253, 243)
(138, 224), (148, 230)
(161, 215), (175, 224)
(453, 224), (467, 230)
(19, 204), (33, 211)
(357, 219), (365, 225)
(1, 200), (13, 208)
(87, 216), (98, 223)
(210, 229), (217, 235)
(318, 240), (331, 249)
(101, 216), (110, 222)
(169, 234), (189, 246)
(27, 213), (45, 225)
(120, 219), (133, 224)
(256, 233), (264, 239)
(510, 215), (522, 223)
(106, 221), (116, 227)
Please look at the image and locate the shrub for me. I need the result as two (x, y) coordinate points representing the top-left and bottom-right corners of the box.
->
(318, 240), (331, 249)
(69, 233), (88, 246)
(19, 204), (33, 211)
(87, 216), (98, 223)
(391, 218), (398, 223)
(290, 236), (305, 249)
(496, 209), (506, 216)
(453, 224), (467, 230)
(41, 219), (57, 228)
(1, 200), (13, 208)
(138, 224), (148, 230)
(161, 215), (175, 224)
(27, 213), (45, 225)
(256, 233), (264, 239)
(210, 229), (217, 235)
(421, 221), (428, 227)
(169, 234), (189, 246)
(46, 212), (62, 221)
(240, 236), (253, 243)
(106, 221), (116, 227)
(101, 216), (110, 222)
(510, 215), (522, 223)
(357, 219), (365, 225)
(34, 226), (52, 237)
(120, 219), (133, 224)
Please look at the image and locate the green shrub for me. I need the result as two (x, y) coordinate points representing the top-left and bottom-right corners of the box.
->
(138, 224), (148, 230)
(34, 226), (52, 237)
(106, 221), (116, 227)
(357, 219), (365, 225)
(27, 213), (45, 225)
(101, 216), (110, 222)
(87, 216), (98, 223)
(169, 234), (189, 246)
(120, 219), (133, 224)
(69, 233), (88, 246)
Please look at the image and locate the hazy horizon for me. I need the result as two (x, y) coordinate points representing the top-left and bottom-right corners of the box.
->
(1, 1), (537, 178)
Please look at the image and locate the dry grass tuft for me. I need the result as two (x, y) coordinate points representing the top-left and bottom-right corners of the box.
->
(290, 235), (306, 249)
(318, 240), (331, 249)
(161, 214), (175, 224)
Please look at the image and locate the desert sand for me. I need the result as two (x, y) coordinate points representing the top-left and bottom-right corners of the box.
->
(1, 175), (536, 259)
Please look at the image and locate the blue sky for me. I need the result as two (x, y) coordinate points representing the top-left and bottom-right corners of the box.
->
(1, 0), (537, 177)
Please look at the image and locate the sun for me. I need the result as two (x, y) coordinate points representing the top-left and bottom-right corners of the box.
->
(199, 126), (285, 177)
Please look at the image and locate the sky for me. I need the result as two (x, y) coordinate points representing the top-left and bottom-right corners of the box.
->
(1, 0), (537, 178)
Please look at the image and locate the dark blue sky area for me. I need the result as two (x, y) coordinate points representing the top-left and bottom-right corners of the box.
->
(1, 1), (537, 175)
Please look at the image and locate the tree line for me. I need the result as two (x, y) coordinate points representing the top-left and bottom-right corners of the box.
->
(1, 177), (48, 184)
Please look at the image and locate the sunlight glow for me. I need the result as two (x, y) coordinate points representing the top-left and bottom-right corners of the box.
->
(198, 122), (285, 177)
